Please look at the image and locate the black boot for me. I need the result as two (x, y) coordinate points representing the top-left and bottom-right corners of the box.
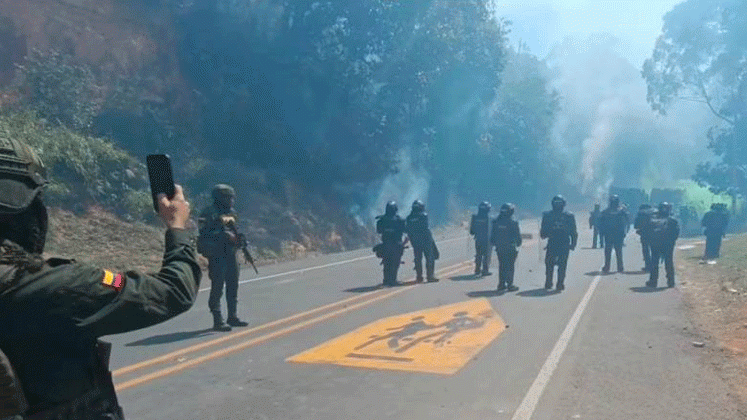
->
(226, 316), (249, 327)
(212, 313), (231, 332)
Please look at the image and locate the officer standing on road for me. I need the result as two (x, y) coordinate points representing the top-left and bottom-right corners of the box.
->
(0, 139), (201, 419)
(491, 203), (522, 292)
(470, 201), (492, 276)
(198, 184), (249, 331)
(702, 203), (729, 260)
(646, 202), (680, 288)
(375, 201), (406, 287)
(540, 195), (578, 291)
(634, 204), (655, 272)
(599, 195), (629, 273)
(406, 200), (439, 282)
(589, 203), (603, 249)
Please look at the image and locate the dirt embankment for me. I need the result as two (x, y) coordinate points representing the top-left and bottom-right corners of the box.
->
(678, 234), (747, 404)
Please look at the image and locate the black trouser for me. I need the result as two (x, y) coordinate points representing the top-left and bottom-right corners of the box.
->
(413, 243), (435, 279)
(382, 242), (404, 285)
(704, 234), (723, 259)
(592, 227), (603, 248)
(603, 239), (624, 272)
(640, 237), (652, 271)
(475, 240), (491, 273)
(649, 245), (675, 286)
(208, 252), (240, 318)
(545, 247), (569, 286)
(496, 247), (518, 287)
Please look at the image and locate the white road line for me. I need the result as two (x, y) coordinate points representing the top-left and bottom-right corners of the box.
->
(198, 235), (467, 292)
(511, 275), (603, 420)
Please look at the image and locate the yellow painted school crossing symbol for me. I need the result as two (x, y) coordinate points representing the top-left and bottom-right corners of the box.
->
(287, 298), (506, 374)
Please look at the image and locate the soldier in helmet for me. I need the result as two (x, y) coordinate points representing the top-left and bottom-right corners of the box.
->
(491, 203), (522, 292)
(0, 138), (200, 419)
(599, 194), (629, 273)
(406, 200), (439, 282)
(197, 184), (249, 331)
(702, 203), (729, 260)
(540, 195), (578, 291)
(634, 203), (655, 272)
(645, 202), (680, 288)
(470, 201), (492, 276)
(375, 201), (407, 286)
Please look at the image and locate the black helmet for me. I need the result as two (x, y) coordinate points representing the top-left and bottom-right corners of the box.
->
(658, 202), (672, 216)
(551, 195), (566, 211)
(609, 194), (620, 207)
(499, 203), (515, 217)
(385, 201), (398, 216)
(412, 200), (425, 212)
(478, 201), (491, 214)
(0, 138), (47, 214)
(639, 203), (652, 210)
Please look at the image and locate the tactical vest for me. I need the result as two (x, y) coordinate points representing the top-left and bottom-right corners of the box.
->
(470, 215), (490, 244)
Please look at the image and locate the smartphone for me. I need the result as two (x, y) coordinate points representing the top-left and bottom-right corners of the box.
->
(146, 154), (176, 213)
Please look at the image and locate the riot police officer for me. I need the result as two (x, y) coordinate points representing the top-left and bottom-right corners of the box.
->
(198, 184), (249, 331)
(540, 195), (578, 291)
(375, 201), (406, 286)
(589, 203), (603, 248)
(646, 202), (680, 288)
(634, 203), (655, 272)
(406, 200), (439, 282)
(599, 195), (629, 273)
(470, 201), (492, 276)
(491, 203), (522, 292)
(0, 138), (201, 419)
(702, 203), (729, 260)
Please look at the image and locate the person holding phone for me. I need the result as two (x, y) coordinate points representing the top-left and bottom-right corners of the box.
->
(0, 139), (201, 419)
(197, 184), (249, 331)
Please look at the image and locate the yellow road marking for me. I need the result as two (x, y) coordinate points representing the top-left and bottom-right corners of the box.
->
(288, 298), (506, 375)
(114, 261), (471, 389)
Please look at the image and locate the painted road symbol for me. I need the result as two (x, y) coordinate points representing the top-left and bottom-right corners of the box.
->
(287, 298), (506, 374)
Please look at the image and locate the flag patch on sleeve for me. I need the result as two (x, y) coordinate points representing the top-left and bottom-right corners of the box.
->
(102, 270), (124, 291)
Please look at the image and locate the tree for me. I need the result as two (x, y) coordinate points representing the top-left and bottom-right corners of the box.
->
(643, 0), (747, 197)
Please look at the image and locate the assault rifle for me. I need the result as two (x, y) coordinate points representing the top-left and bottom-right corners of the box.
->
(226, 221), (259, 274)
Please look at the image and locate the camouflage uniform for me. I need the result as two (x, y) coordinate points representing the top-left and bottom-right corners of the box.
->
(0, 138), (202, 419)
(198, 185), (248, 331)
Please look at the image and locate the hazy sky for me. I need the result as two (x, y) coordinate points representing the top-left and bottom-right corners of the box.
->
(492, 0), (685, 67)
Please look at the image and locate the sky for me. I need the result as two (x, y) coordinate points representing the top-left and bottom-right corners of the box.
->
(492, 0), (685, 68)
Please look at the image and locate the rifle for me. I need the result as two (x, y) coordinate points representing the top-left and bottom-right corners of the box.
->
(226, 221), (259, 274)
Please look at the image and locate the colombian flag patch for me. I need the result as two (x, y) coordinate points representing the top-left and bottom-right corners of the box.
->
(102, 270), (124, 291)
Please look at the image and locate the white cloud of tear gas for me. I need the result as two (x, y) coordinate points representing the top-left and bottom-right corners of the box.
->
(367, 147), (430, 222)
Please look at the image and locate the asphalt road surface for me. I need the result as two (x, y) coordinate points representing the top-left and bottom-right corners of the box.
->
(106, 220), (746, 420)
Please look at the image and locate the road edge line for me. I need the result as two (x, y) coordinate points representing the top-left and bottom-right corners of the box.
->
(510, 275), (602, 420)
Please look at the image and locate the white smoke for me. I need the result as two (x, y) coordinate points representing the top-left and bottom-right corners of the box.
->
(549, 34), (716, 199)
(367, 147), (430, 222)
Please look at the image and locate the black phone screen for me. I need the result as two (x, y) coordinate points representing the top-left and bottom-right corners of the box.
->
(146, 154), (176, 212)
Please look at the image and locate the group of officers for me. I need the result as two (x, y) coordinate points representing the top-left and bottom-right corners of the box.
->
(376, 193), (709, 292)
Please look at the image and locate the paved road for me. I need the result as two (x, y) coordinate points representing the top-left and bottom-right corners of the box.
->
(107, 220), (745, 420)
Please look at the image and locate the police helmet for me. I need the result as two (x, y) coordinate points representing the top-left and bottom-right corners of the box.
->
(499, 203), (515, 217)
(212, 184), (235, 202)
(478, 201), (491, 214)
(385, 201), (398, 216)
(609, 194), (620, 207)
(551, 195), (566, 210)
(0, 138), (47, 214)
(412, 200), (425, 212)
(639, 203), (652, 210)
(658, 202), (672, 216)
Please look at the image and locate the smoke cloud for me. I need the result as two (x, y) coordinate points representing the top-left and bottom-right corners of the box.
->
(549, 34), (716, 201)
(367, 147), (430, 221)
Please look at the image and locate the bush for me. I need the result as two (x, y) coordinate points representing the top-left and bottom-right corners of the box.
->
(0, 111), (151, 219)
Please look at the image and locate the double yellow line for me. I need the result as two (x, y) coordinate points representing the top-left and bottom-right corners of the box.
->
(113, 260), (472, 391)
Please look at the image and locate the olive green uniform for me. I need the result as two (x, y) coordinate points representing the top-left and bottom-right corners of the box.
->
(0, 229), (201, 418)
(198, 204), (241, 322)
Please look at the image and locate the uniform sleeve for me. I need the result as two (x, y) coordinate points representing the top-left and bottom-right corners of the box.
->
(469, 216), (476, 235)
(569, 215), (578, 248)
(490, 219), (498, 246)
(540, 214), (548, 239)
(73, 228), (202, 337)
(514, 221), (522, 247)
